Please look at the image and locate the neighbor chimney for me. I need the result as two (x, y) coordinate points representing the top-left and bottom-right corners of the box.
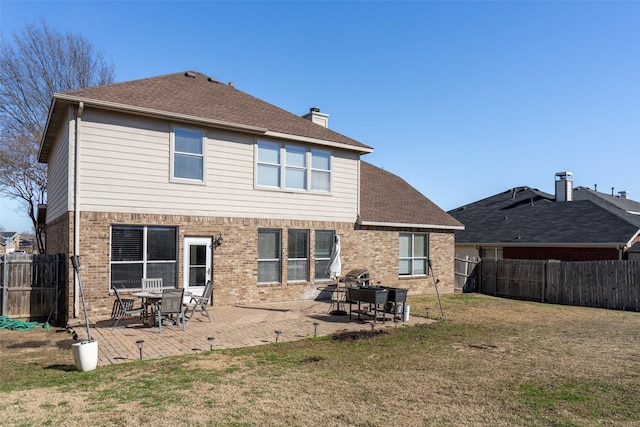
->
(555, 171), (573, 202)
(302, 107), (329, 128)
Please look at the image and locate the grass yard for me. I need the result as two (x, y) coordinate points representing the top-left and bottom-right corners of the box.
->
(1, 293), (639, 426)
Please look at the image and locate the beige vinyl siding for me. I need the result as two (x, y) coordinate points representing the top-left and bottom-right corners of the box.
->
(76, 109), (359, 222)
(46, 109), (72, 222)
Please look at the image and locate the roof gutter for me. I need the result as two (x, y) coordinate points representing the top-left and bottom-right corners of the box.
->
(358, 220), (465, 231)
(264, 131), (373, 154)
(471, 242), (628, 248)
(54, 93), (268, 134)
(51, 94), (373, 154)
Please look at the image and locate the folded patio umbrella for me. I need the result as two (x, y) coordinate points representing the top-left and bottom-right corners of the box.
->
(325, 235), (341, 280)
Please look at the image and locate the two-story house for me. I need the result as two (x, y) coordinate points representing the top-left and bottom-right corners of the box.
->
(38, 71), (463, 322)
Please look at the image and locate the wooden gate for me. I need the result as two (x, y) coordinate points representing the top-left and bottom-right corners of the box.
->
(0, 253), (66, 324)
(454, 256), (479, 292)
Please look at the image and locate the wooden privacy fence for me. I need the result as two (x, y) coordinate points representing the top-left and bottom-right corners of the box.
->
(454, 256), (479, 292)
(480, 259), (640, 311)
(0, 253), (66, 324)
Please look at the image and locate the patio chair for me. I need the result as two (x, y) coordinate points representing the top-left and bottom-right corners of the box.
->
(154, 288), (186, 333)
(141, 278), (163, 292)
(184, 280), (214, 325)
(111, 287), (147, 330)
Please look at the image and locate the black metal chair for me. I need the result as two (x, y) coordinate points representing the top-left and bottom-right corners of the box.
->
(155, 288), (186, 333)
(185, 280), (214, 325)
(111, 287), (146, 330)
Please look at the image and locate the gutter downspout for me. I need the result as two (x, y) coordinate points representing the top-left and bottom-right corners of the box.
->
(73, 102), (84, 318)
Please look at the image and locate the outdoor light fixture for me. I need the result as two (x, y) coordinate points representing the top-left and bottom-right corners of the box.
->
(313, 322), (320, 338)
(275, 330), (282, 343)
(214, 234), (224, 248)
(136, 339), (144, 361)
(207, 336), (215, 351)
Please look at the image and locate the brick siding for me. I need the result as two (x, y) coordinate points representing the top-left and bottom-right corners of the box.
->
(49, 211), (456, 322)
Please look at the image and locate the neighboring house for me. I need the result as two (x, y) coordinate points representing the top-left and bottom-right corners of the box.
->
(38, 71), (463, 322)
(449, 172), (640, 261)
(1, 231), (20, 254)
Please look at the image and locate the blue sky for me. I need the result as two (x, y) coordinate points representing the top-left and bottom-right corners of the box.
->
(1, 0), (639, 233)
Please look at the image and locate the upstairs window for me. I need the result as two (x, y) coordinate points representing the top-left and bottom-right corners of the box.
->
(173, 127), (204, 181)
(310, 149), (331, 192)
(257, 141), (280, 187)
(256, 140), (331, 193)
(285, 145), (307, 190)
(399, 233), (428, 276)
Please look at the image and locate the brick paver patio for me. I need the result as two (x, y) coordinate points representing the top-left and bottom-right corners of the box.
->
(75, 300), (427, 366)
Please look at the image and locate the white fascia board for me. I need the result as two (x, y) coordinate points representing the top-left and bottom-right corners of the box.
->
(264, 131), (374, 154)
(359, 220), (465, 231)
(625, 230), (640, 248)
(54, 94), (268, 134)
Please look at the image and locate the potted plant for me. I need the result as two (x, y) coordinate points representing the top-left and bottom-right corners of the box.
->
(70, 255), (98, 372)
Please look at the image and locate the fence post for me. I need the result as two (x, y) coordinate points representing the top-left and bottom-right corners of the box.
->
(494, 257), (498, 296)
(541, 261), (546, 303)
(1, 255), (7, 317)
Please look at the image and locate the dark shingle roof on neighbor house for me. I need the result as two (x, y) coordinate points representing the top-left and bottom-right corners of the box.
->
(40, 71), (372, 162)
(360, 162), (464, 230)
(448, 186), (640, 246)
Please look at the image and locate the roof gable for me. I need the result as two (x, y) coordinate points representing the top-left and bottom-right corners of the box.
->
(40, 71), (372, 162)
(359, 162), (463, 230)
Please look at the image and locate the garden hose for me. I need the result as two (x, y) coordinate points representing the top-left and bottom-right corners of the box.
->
(0, 316), (42, 331)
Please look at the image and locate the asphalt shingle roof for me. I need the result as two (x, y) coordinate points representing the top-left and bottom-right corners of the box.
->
(40, 71), (372, 161)
(360, 162), (463, 229)
(449, 186), (640, 245)
(39, 71), (459, 229)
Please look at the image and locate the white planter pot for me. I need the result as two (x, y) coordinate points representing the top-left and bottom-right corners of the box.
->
(72, 340), (98, 372)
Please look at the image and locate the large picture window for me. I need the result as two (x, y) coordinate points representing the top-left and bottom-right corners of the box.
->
(111, 226), (177, 289)
(258, 229), (281, 283)
(399, 233), (428, 276)
(173, 127), (204, 181)
(288, 229), (309, 282)
(314, 230), (334, 280)
(256, 140), (331, 192)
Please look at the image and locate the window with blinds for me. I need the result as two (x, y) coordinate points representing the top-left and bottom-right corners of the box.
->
(111, 225), (177, 289)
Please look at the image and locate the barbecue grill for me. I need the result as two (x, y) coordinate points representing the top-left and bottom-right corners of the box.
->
(343, 268), (370, 287)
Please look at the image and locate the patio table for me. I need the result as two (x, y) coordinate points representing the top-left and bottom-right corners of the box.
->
(132, 291), (192, 326)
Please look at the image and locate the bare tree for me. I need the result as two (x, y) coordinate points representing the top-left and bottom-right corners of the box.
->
(0, 20), (115, 253)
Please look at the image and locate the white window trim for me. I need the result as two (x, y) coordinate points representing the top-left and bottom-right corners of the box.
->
(110, 225), (178, 290)
(258, 229), (282, 284)
(287, 229), (309, 282)
(170, 125), (206, 184)
(255, 140), (332, 194)
(399, 233), (429, 277)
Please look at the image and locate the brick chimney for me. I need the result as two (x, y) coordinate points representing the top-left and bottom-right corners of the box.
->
(302, 107), (329, 128)
(555, 171), (573, 202)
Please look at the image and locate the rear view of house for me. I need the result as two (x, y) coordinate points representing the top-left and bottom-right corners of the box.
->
(38, 71), (463, 323)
